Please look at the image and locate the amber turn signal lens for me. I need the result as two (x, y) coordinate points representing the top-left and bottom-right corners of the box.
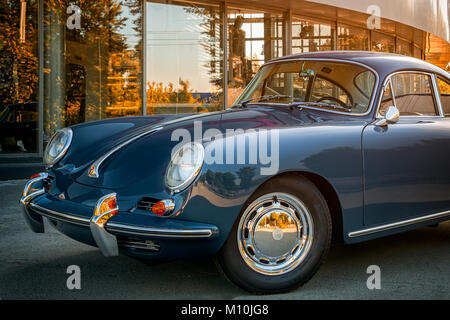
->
(95, 196), (118, 216)
(151, 199), (175, 216)
(30, 173), (41, 180)
(152, 201), (166, 216)
(94, 194), (119, 226)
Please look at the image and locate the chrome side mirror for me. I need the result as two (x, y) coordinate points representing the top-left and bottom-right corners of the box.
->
(375, 106), (400, 127)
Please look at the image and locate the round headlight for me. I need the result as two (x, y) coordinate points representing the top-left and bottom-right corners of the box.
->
(165, 142), (205, 191)
(43, 128), (73, 166)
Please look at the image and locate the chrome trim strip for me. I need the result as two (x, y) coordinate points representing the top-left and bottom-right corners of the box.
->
(28, 203), (217, 239)
(431, 74), (444, 117)
(28, 203), (91, 226)
(105, 222), (217, 238)
(348, 210), (450, 238)
(88, 126), (163, 178)
(239, 58), (380, 117)
(20, 189), (45, 206)
(20, 173), (48, 205)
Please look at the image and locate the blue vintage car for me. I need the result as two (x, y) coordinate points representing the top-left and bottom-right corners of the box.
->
(20, 51), (450, 294)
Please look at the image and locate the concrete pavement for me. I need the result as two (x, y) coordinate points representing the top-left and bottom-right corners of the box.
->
(1, 179), (449, 299)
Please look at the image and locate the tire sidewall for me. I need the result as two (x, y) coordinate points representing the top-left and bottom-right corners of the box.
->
(218, 175), (332, 293)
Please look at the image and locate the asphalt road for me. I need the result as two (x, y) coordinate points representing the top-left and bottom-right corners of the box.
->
(1, 180), (449, 300)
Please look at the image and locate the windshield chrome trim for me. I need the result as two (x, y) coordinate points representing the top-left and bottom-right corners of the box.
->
(88, 127), (163, 178)
(233, 58), (380, 117)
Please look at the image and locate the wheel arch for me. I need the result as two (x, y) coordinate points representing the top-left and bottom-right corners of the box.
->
(255, 170), (344, 243)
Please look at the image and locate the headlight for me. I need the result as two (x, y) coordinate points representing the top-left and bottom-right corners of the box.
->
(43, 128), (73, 166)
(165, 142), (204, 191)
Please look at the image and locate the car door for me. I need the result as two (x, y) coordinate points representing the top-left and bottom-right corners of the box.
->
(362, 71), (450, 226)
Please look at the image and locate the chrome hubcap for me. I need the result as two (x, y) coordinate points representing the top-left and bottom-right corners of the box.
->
(237, 193), (314, 275)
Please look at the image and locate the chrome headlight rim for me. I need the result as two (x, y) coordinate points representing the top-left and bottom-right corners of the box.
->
(165, 141), (205, 192)
(43, 127), (73, 166)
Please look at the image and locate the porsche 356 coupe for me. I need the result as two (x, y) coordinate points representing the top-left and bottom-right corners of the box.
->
(20, 51), (450, 293)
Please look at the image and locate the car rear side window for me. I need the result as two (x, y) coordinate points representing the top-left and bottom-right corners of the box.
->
(390, 73), (438, 116)
(437, 76), (450, 117)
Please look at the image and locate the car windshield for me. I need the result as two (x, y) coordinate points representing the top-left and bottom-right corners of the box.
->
(233, 60), (377, 114)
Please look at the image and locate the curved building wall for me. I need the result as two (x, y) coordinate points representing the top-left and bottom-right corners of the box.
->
(307, 0), (449, 43)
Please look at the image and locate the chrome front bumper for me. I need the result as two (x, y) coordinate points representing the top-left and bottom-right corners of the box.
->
(20, 174), (219, 258)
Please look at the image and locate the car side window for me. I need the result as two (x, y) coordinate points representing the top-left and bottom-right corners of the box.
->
(437, 76), (450, 117)
(390, 73), (438, 116)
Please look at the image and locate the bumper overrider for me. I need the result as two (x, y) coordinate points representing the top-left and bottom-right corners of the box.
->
(20, 173), (219, 258)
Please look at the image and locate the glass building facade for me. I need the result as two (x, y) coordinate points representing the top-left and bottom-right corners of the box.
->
(0, 0), (449, 157)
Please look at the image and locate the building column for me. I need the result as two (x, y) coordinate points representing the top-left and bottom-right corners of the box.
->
(43, 2), (65, 139)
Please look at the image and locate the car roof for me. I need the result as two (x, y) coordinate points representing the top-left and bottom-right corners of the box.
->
(268, 51), (450, 80)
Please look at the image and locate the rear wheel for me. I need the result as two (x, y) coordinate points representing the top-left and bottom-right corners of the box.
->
(217, 175), (332, 294)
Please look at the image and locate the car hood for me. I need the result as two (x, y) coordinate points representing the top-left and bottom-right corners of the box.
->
(54, 106), (366, 190)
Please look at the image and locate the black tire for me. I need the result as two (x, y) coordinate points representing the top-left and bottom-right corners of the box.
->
(216, 175), (332, 294)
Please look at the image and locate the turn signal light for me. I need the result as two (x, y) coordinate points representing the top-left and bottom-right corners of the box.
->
(93, 193), (119, 226)
(151, 199), (175, 216)
(30, 173), (41, 180)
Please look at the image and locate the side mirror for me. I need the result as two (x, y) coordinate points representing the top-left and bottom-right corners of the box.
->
(375, 106), (400, 127)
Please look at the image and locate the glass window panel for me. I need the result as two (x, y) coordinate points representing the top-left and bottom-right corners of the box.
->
(235, 60), (376, 114)
(43, 0), (143, 140)
(227, 10), (283, 106)
(372, 32), (395, 53)
(355, 71), (376, 98)
(338, 24), (369, 51)
(0, 0), (39, 153)
(413, 46), (422, 59)
(311, 77), (351, 105)
(146, 1), (224, 114)
(397, 39), (411, 56)
(391, 73), (437, 116)
(396, 24), (413, 42)
(413, 29), (424, 47)
(249, 22), (264, 38)
(292, 17), (334, 54)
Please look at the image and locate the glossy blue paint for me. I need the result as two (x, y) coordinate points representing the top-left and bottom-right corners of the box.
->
(22, 52), (450, 259)
(363, 117), (450, 226)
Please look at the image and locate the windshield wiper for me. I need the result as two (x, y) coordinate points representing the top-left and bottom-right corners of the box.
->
(289, 101), (351, 112)
(238, 95), (293, 108)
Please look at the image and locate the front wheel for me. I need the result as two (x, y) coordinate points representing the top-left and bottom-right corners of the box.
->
(216, 175), (332, 294)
